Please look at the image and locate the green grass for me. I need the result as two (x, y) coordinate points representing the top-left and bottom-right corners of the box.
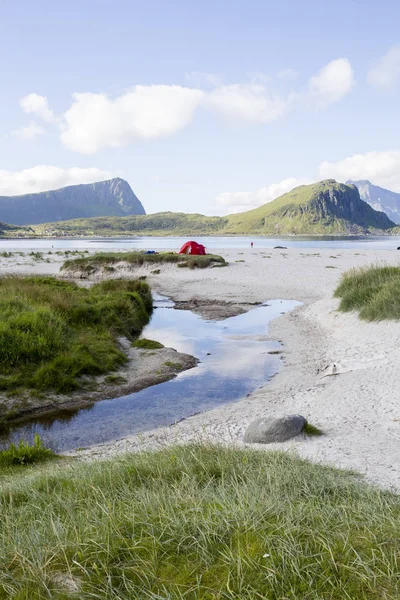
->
(334, 265), (400, 320)
(104, 374), (128, 385)
(0, 276), (153, 395)
(132, 338), (164, 349)
(163, 360), (182, 369)
(303, 422), (324, 436)
(33, 212), (229, 237)
(62, 251), (227, 274)
(0, 434), (55, 467)
(0, 444), (398, 599)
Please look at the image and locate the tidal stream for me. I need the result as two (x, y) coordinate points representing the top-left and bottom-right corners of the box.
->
(0, 296), (300, 452)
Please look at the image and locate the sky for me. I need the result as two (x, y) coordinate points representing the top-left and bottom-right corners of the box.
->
(1, 0), (400, 215)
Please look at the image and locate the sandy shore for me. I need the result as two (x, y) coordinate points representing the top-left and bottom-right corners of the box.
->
(1, 246), (399, 491)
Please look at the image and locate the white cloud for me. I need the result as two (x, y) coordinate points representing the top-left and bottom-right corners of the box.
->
(12, 121), (45, 140)
(319, 151), (400, 191)
(309, 58), (354, 106)
(215, 177), (313, 214)
(20, 93), (55, 122)
(205, 84), (290, 123)
(0, 166), (112, 196)
(60, 85), (204, 154)
(368, 45), (400, 89)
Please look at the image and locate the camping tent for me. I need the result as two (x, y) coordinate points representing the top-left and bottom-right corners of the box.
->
(178, 241), (206, 255)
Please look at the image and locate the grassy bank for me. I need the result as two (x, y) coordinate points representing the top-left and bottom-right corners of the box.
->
(0, 444), (398, 598)
(334, 265), (400, 320)
(0, 276), (152, 395)
(62, 251), (227, 274)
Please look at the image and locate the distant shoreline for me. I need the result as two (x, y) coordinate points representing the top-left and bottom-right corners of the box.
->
(1, 232), (399, 240)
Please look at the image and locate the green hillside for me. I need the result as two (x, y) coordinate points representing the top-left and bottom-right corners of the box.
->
(34, 212), (228, 237)
(225, 180), (395, 235)
(0, 221), (30, 236)
(16, 180), (397, 237)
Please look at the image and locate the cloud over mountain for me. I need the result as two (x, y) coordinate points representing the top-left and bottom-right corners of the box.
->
(319, 151), (400, 192)
(0, 166), (113, 196)
(215, 177), (313, 214)
(13, 57), (354, 155)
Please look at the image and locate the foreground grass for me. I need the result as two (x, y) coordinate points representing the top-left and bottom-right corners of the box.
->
(334, 265), (400, 320)
(62, 251), (227, 274)
(0, 433), (56, 466)
(0, 276), (152, 394)
(0, 445), (398, 599)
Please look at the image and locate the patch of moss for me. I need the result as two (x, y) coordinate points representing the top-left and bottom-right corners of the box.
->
(132, 338), (164, 349)
(303, 422), (324, 436)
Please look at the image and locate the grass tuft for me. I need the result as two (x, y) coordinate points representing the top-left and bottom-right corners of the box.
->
(303, 422), (324, 436)
(132, 338), (164, 349)
(0, 433), (55, 466)
(334, 265), (400, 320)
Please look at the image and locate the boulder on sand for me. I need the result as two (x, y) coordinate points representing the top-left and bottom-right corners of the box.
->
(243, 414), (306, 444)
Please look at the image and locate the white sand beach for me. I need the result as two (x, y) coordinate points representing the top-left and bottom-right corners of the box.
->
(2, 246), (400, 490)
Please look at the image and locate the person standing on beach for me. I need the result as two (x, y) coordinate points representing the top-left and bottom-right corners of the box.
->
(251, 242), (253, 248)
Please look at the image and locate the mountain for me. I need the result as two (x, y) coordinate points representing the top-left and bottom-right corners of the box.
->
(30, 180), (395, 237)
(0, 178), (145, 226)
(224, 180), (395, 235)
(347, 180), (400, 224)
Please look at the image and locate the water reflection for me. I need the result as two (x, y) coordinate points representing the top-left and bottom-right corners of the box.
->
(0, 298), (301, 452)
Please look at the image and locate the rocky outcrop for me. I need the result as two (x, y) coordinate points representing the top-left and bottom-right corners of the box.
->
(348, 180), (400, 224)
(0, 178), (145, 225)
(301, 181), (395, 231)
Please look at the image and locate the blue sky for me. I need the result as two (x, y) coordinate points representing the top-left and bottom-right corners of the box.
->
(1, 0), (400, 214)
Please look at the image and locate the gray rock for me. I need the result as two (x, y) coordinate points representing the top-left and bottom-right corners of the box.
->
(243, 415), (306, 444)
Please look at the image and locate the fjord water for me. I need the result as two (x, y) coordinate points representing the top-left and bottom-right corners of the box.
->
(2, 235), (400, 251)
(0, 297), (300, 452)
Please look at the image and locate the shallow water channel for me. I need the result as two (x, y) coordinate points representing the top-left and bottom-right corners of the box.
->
(0, 296), (300, 452)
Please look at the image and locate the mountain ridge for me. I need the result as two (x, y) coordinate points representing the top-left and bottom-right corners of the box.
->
(347, 180), (400, 224)
(27, 180), (395, 237)
(0, 178), (145, 225)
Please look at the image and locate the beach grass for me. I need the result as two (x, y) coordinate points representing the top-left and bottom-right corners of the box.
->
(61, 251), (227, 274)
(334, 265), (400, 320)
(0, 444), (398, 598)
(0, 433), (56, 467)
(0, 276), (152, 395)
(303, 422), (324, 436)
(132, 338), (164, 349)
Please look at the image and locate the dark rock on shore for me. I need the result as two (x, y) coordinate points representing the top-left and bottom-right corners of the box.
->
(244, 414), (306, 443)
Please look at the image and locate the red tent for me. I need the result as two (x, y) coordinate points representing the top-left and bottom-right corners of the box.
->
(178, 240), (206, 255)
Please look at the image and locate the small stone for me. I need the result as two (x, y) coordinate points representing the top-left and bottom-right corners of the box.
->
(243, 415), (306, 444)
